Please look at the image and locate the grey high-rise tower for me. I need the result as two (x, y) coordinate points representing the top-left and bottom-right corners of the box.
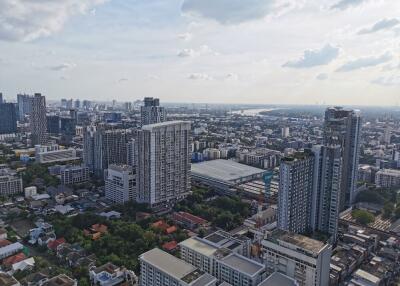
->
(0, 102), (17, 134)
(17, 94), (33, 121)
(140, 97), (166, 126)
(136, 121), (191, 208)
(324, 107), (361, 210)
(277, 150), (315, 234)
(311, 145), (342, 242)
(30, 93), (48, 145)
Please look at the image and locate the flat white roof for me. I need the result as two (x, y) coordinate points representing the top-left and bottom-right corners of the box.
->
(220, 253), (265, 277)
(140, 248), (196, 280)
(179, 237), (218, 257)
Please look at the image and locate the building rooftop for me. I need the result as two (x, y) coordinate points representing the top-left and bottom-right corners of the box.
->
(376, 168), (400, 175)
(191, 159), (265, 183)
(259, 272), (298, 286)
(140, 248), (198, 282)
(43, 274), (76, 286)
(219, 252), (265, 277)
(268, 230), (327, 255)
(142, 120), (190, 130)
(0, 273), (19, 286)
(179, 237), (218, 257)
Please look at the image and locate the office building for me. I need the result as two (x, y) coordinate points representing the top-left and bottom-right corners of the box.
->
(47, 115), (60, 134)
(136, 121), (191, 208)
(0, 169), (23, 196)
(324, 107), (361, 210)
(60, 165), (90, 185)
(0, 92), (2, 104)
(140, 97), (166, 126)
(0, 102), (17, 134)
(30, 93), (48, 145)
(375, 169), (400, 188)
(17, 93), (33, 121)
(282, 126), (290, 138)
(311, 145), (342, 242)
(139, 248), (217, 286)
(127, 139), (136, 167)
(35, 144), (78, 164)
(105, 164), (135, 204)
(261, 230), (331, 286)
(278, 150), (314, 234)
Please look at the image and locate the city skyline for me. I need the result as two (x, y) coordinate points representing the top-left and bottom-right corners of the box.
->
(1, 0), (400, 106)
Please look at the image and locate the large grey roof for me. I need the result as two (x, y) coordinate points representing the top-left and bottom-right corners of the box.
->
(259, 272), (298, 286)
(191, 159), (265, 183)
(219, 253), (265, 277)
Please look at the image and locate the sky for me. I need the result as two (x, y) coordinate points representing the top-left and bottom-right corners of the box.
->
(0, 0), (400, 106)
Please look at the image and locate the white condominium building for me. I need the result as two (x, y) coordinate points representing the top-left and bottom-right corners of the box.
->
(375, 169), (400, 188)
(261, 230), (331, 286)
(136, 121), (191, 208)
(105, 164), (135, 204)
(139, 248), (217, 286)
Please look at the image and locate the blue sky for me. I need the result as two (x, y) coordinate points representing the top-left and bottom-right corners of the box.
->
(1, 0), (400, 105)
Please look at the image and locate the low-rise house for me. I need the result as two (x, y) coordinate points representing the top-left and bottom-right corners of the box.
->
(47, 238), (66, 251)
(2, 252), (26, 268)
(83, 224), (108, 240)
(0, 227), (7, 239)
(42, 274), (77, 286)
(11, 257), (35, 273)
(162, 241), (178, 252)
(172, 212), (208, 230)
(20, 272), (48, 286)
(0, 242), (24, 260)
(0, 273), (20, 286)
(57, 243), (96, 268)
(89, 262), (138, 286)
(29, 221), (56, 245)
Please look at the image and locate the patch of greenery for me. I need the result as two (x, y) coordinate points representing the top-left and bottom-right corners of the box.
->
(352, 209), (375, 225)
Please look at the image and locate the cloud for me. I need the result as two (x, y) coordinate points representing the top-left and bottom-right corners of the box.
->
(282, 44), (339, 68)
(181, 0), (301, 24)
(188, 73), (213, 80)
(49, 62), (77, 71)
(358, 18), (400, 34)
(118, 78), (128, 83)
(178, 33), (193, 41)
(316, 73), (328, 80)
(330, 0), (367, 10)
(0, 0), (108, 42)
(336, 52), (392, 72)
(371, 75), (400, 86)
(177, 45), (218, 58)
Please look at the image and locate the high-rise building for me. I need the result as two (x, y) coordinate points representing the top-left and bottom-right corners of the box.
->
(127, 139), (136, 167)
(30, 93), (48, 145)
(262, 230), (331, 286)
(0, 93), (3, 104)
(140, 97), (166, 126)
(136, 121), (191, 208)
(0, 102), (17, 134)
(277, 150), (315, 234)
(311, 145), (342, 242)
(47, 115), (60, 135)
(324, 107), (361, 210)
(0, 168), (23, 196)
(83, 127), (132, 176)
(17, 94), (33, 121)
(105, 164), (135, 204)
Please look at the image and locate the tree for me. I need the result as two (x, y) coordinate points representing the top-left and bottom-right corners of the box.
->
(382, 202), (394, 219)
(352, 210), (375, 225)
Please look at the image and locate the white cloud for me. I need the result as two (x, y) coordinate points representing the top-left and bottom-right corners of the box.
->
(330, 0), (368, 10)
(188, 73), (213, 80)
(282, 44), (340, 68)
(181, 0), (302, 24)
(0, 0), (108, 41)
(336, 52), (392, 72)
(178, 32), (193, 41)
(358, 18), (399, 34)
(49, 62), (77, 71)
(177, 45), (218, 58)
(371, 75), (400, 86)
(316, 73), (329, 80)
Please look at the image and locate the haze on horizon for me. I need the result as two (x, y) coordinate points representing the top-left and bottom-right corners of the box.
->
(0, 0), (400, 106)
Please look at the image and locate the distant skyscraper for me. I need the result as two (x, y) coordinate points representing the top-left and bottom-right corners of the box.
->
(277, 150), (314, 233)
(30, 93), (48, 145)
(311, 145), (342, 242)
(127, 139), (136, 167)
(140, 97), (166, 126)
(17, 94), (33, 121)
(0, 103), (17, 134)
(324, 107), (361, 210)
(74, 99), (80, 109)
(136, 121), (191, 208)
(0, 93), (3, 104)
(83, 125), (97, 173)
(47, 115), (60, 135)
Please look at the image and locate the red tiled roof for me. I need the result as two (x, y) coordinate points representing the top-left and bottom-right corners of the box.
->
(91, 224), (108, 234)
(162, 241), (178, 251)
(152, 220), (169, 230)
(165, 226), (177, 234)
(173, 212), (208, 225)
(0, 239), (11, 248)
(2, 252), (26, 267)
(48, 238), (66, 250)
